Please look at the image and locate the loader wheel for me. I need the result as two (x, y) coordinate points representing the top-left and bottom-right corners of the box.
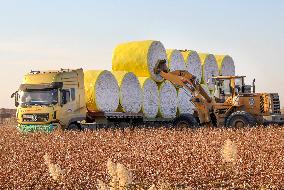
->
(67, 123), (81, 131)
(174, 114), (199, 128)
(226, 111), (257, 128)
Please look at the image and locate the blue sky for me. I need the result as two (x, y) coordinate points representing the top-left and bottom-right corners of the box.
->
(0, 0), (284, 108)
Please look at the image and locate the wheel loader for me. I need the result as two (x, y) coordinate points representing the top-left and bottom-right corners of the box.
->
(154, 60), (284, 127)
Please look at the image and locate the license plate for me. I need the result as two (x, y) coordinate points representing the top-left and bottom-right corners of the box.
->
(19, 124), (55, 132)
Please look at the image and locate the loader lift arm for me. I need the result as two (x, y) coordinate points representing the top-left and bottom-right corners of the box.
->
(154, 60), (215, 125)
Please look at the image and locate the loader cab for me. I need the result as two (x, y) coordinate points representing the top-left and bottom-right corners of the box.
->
(213, 76), (249, 102)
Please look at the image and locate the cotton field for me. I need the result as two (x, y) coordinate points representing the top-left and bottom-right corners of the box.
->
(0, 124), (283, 189)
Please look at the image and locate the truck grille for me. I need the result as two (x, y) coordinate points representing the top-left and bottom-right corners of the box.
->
(22, 113), (49, 122)
(270, 93), (281, 115)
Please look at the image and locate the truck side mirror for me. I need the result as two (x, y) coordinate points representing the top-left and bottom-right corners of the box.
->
(11, 91), (19, 107)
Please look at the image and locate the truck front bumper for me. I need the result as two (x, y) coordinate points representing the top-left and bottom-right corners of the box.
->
(18, 123), (60, 132)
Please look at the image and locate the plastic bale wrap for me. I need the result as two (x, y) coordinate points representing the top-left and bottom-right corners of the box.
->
(215, 55), (235, 94)
(177, 88), (195, 114)
(215, 55), (235, 76)
(199, 53), (219, 91)
(112, 71), (142, 113)
(158, 81), (178, 118)
(166, 49), (186, 71)
(84, 70), (119, 112)
(181, 50), (202, 82)
(112, 40), (167, 82)
(138, 77), (159, 118)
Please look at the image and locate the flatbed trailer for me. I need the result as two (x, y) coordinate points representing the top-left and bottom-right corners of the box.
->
(80, 110), (284, 130)
(80, 111), (192, 130)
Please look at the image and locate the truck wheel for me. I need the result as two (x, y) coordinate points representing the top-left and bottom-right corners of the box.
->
(67, 123), (81, 131)
(226, 111), (257, 128)
(174, 114), (199, 128)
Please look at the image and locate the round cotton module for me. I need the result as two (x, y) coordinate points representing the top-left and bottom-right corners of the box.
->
(177, 88), (195, 114)
(158, 81), (178, 118)
(112, 40), (167, 82)
(166, 49), (186, 71)
(181, 50), (202, 82)
(84, 70), (119, 112)
(113, 71), (142, 113)
(215, 55), (235, 76)
(139, 77), (159, 118)
(201, 84), (212, 98)
(199, 53), (219, 91)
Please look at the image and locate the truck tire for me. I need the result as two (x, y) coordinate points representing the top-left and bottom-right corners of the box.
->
(67, 122), (81, 131)
(226, 111), (257, 128)
(174, 114), (199, 128)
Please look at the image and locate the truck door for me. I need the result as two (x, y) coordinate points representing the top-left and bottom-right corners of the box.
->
(60, 88), (76, 126)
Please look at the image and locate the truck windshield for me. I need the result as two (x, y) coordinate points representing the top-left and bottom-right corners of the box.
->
(19, 89), (58, 106)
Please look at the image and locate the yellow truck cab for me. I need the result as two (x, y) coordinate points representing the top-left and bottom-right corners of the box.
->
(12, 69), (86, 132)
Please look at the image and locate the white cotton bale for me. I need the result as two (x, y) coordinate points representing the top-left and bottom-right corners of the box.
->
(181, 50), (202, 82)
(112, 40), (167, 82)
(84, 70), (119, 112)
(158, 81), (178, 118)
(139, 77), (159, 118)
(199, 53), (219, 91)
(166, 49), (186, 71)
(201, 84), (212, 98)
(177, 88), (195, 114)
(215, 55), (235, 76)
(112, 71), (142, 113)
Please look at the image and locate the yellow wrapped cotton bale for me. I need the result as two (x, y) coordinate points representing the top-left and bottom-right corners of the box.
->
(158, 81), (178, 118)
(166, 49), (186, 71)
(215, 55), (235, 76)
(177, 88), (195, 114)
(112, 71), (142, 113)
(201, 84), (212, 98)
(138, 77), (159, 118)
(181, 50), (202, 82)
(84, 70), (119, 112)
(112, 40), (167, 82)
(199, 53), (219, 91)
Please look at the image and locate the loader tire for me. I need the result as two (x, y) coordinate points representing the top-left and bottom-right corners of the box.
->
(226, 111), (257, 128)
(67, 122), (81, 131)
(174, 114), (199, 128)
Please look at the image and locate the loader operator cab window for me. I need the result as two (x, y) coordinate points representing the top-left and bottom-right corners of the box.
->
(214, 79), (225, 102)
(235, 78), (243, 94)
(214, 79), (232, 103)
